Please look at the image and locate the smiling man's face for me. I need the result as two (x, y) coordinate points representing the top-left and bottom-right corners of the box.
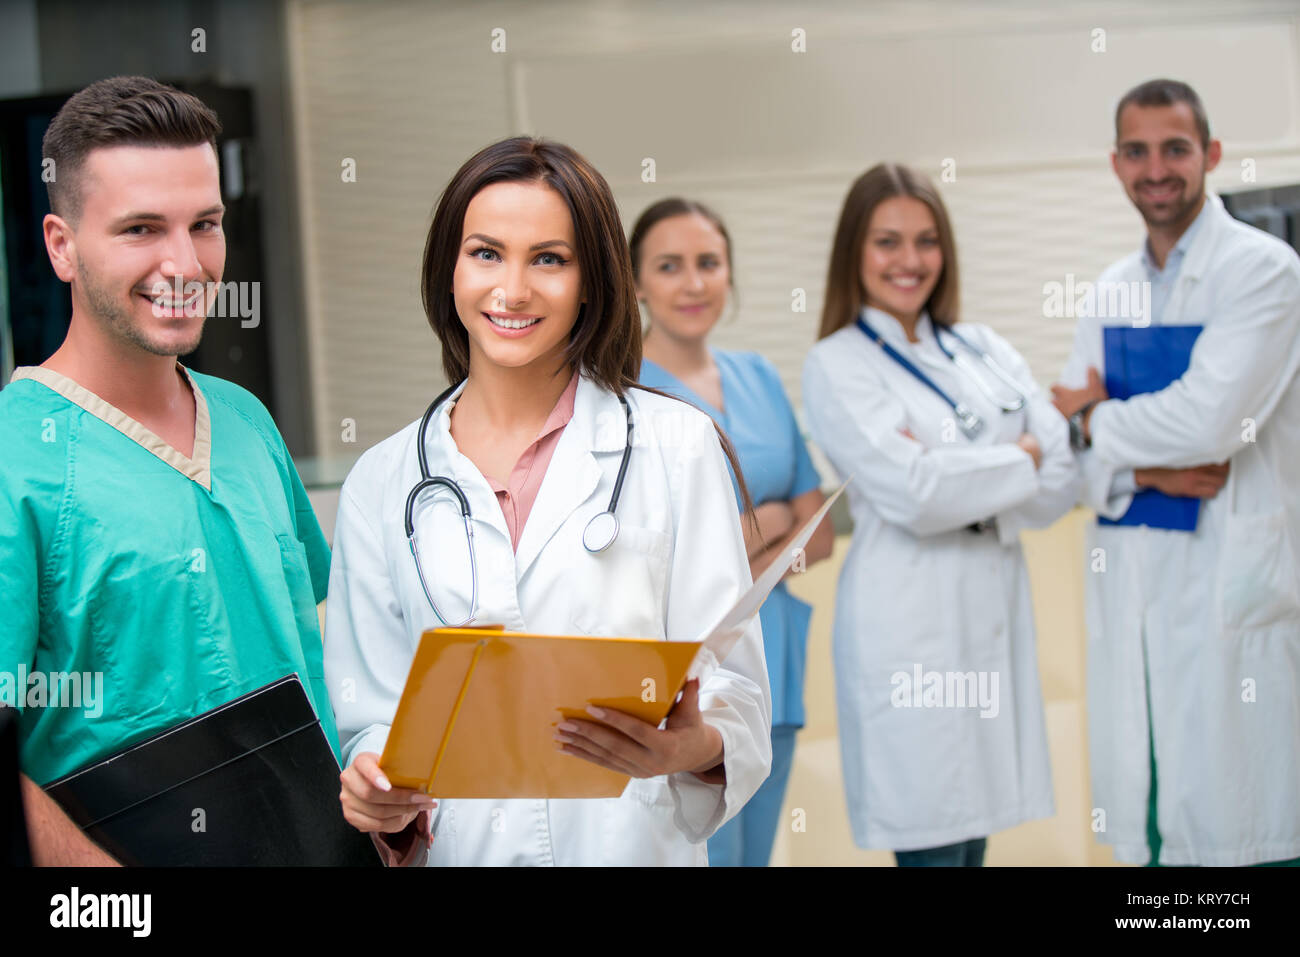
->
(63, 143), (226, 357)
(1112, 101), (1221, 232)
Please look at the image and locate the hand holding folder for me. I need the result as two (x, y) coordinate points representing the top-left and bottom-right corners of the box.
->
(379, 482), (846, 799)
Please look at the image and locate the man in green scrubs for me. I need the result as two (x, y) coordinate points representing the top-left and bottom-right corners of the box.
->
(0, 76), (338, 865)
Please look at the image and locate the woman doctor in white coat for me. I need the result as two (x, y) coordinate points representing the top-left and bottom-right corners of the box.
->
(802, 163), (1079, 866)
(323, 136), (771, 867)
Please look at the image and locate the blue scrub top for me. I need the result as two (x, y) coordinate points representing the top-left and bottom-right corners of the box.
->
(640, 350), (821, 728)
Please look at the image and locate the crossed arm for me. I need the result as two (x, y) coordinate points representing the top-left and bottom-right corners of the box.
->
(1051, 370), (1229, 500)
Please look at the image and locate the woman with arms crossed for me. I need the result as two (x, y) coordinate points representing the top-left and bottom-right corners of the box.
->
(324, 138), (771, 866)
(631, 198), (833, 866)
(802, 164), (1078, 866)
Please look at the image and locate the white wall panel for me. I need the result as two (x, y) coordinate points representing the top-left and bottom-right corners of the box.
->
(290, 0), (1300, 457)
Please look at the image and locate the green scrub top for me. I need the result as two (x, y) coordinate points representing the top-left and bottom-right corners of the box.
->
(0, 365), (339, 785)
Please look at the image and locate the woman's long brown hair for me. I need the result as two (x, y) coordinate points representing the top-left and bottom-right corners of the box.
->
(420, 136), (756, 523)
(819, 162), (961, 340)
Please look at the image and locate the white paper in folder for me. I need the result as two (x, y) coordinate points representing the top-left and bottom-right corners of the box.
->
(687, 480), (847, 679)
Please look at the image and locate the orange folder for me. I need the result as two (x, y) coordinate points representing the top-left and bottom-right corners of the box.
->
(379, 482), (846, 800)
(379, 627), (702, 798)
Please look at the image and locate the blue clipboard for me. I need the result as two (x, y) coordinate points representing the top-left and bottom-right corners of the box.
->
(1098, 325), (1204, 532)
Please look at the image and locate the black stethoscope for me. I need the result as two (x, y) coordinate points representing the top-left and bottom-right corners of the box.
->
(404, 380), (635, 626)
(855, 311), (1028, 439)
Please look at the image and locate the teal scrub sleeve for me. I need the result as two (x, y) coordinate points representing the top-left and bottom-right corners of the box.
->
(0, 486), (39, 682)
(257, 408), (331, 602)
(757, 354), (823, 498)
(286, 458), (331, 603)
(218, 374), (332, 602)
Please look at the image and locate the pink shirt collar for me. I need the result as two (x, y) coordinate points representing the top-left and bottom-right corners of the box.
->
(486, 370), (581, 551)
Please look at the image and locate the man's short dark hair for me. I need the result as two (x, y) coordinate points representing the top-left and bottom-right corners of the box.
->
(42, 75), (221, 223)
(1115, 78), (1211, 149)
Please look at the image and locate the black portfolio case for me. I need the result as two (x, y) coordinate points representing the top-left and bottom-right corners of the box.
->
(44, 675), (380, 866)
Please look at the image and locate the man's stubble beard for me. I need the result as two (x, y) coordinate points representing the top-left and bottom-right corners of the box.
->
(1135, 173), (1206, 234)
(76, 255), (206, 358)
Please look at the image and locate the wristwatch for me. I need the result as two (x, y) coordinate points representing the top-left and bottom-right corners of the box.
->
(1069, 400), (1098, 452)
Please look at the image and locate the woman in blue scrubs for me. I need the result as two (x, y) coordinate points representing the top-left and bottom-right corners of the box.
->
(630, 198), (835, 866)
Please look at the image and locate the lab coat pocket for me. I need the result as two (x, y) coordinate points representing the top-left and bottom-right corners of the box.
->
(1219, 509), (1300, 634)
(569, 525), (672, 639)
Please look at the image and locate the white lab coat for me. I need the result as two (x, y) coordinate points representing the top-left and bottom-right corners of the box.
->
(802, 307), (1078, 851)
(1061, 192), (1300, 866)
(323, 375), (772, 866)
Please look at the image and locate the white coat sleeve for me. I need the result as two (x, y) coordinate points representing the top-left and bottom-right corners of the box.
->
(1058, 311), (1135, 519)
(1089, 246), (1300, 469)
(801, 347), (1041, 537)
(323, 478), (412, 771)
(985, 330), (1081, 544)
(662, 410), (772, 843)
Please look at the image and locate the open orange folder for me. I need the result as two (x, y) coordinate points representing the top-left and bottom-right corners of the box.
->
(379, 480), (847, 799)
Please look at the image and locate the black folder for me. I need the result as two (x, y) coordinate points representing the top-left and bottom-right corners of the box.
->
(44, 675), (381, 866)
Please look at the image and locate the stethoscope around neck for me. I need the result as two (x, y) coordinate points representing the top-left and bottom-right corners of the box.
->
(404, 379), (634, 626)
(855, 310), (1028, 440)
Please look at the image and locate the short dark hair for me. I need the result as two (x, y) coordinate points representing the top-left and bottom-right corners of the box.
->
(42, 75), (221, 222)
(1115, 78), (1210, 148)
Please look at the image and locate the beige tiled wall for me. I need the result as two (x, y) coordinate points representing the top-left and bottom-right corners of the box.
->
(289, 0), (1300, 457)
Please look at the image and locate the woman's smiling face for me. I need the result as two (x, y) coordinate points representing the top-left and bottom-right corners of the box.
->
(635, 212), (730, 342)
(453, 180), (583, 375)
(859, 195), (943, 327)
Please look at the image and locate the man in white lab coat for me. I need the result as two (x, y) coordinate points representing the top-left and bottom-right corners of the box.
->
(1052, 78), (1300, 866)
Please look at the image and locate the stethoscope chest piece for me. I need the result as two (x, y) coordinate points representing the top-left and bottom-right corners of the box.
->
(583, 510), (619, 553)
(954, 404), (984, 439)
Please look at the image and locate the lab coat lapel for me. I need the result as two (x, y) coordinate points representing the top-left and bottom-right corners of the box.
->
(1162, 193), (1225, 324)
(512, 376), (615, 580)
